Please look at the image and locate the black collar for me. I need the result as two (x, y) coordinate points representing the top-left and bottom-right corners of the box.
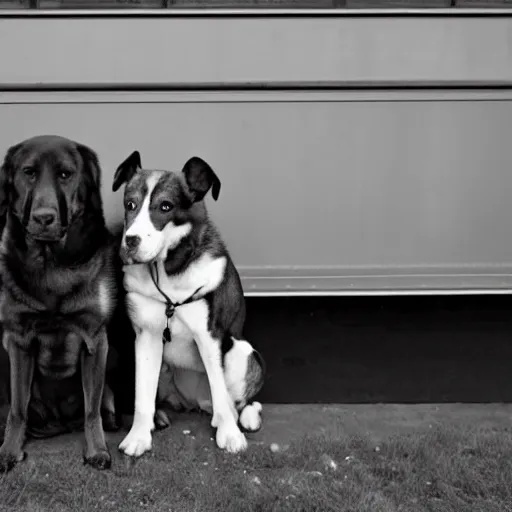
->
(148, 261), (203, 344)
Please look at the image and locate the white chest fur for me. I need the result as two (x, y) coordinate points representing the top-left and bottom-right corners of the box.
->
(123, 252), (227, 335)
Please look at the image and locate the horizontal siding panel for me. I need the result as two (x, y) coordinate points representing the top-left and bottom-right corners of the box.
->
(456, 0), (512, 6)
(170, 0), (450, 6)
(39, 0), (164, 7)
(2, 0), (512, 7)
(2, 93), (512, 295)
(169, 0), (336, 7)
(0, 17), (512, 86)
(0, 0), (29, 7)
(3, 0), (511, 7)
(240, 271), (512, 294)
(346, 0), (449, 6)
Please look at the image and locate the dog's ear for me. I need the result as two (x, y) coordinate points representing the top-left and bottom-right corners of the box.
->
(76, 143), (103, 213)
(0, 143), (21, 234)
(112, 151), (141, 192)
(182, 157), (221, 203)
(76, 143), (101, 188)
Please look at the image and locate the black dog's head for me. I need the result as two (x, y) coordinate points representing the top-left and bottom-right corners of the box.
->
(112, 151), (221, 264)
(0, 135), (103, 243)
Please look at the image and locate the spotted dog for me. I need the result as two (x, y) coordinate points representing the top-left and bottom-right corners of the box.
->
(112, 151), (265, 456)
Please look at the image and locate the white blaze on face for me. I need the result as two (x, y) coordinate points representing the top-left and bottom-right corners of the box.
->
(124, 173), (192, 263)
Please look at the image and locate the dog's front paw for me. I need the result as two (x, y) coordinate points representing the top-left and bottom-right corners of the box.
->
(216, 422), (247, 453)
(239, 402), (263, 433)
(84, 450), (111, 470)
(0, 449), (25, 473)
(119, 428), (152, 458)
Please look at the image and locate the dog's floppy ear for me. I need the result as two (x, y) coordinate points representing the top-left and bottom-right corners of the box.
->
(112, 151), (141, 192)
(76, 143), (103, 213)
(76, 143), (102, 188)
(182, 157), (221, 203)
(0, 143), (21, 234)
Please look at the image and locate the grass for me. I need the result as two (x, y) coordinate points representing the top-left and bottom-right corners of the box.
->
(0, 418), (512, 512)
(1, 415), (512, 512)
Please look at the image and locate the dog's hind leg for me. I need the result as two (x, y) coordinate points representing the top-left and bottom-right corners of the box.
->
(0, 334), (35, 473)
(238, 402), (263, 433)
(101, 383), (119, 432)
(81, 329), (111, 470)
(223, 338), (265, 434)
(153, 364), (174, 430)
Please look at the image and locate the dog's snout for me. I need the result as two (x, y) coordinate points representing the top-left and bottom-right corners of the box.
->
(32, 208), (57, 227)
(125, 235), (141, 250)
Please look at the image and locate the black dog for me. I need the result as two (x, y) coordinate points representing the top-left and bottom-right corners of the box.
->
(0, 135), (133, 472)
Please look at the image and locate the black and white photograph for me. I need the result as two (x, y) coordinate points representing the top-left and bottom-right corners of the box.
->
(0, 1), (511, 511)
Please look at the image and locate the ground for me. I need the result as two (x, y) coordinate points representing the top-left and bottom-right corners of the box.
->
(2, 404), (512, 511)
(2, 295), (512, 509)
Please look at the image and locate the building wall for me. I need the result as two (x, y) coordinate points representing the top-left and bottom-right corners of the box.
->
(1, 11), (512, 294)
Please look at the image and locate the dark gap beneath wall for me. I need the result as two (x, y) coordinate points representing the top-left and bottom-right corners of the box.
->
(245, 295), (512, 404)
(1, 295), (511, 408)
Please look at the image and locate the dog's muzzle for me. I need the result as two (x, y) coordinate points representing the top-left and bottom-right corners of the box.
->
(19, 187), (69, 242)
(27, 207), (65, 241)
(120, 235), (142, 264)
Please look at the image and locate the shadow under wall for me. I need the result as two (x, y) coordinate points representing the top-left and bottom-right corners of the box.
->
(1, 295), (512, 407)
(245, 295), (512, 404)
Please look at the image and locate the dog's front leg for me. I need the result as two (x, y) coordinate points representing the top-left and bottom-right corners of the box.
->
(119, 330), (163, 458)
(180, 305), (247, 453)
(195, 331), (247, 453)
(0, 334), (35, 472)
(81, 328), (111, 470)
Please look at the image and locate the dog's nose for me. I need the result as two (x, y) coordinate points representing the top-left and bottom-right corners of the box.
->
(32, 208), (56, 227)
(125, 235), (141, 250)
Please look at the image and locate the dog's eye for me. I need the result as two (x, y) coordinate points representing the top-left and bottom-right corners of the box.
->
(126, 201), (137, 211)
(58, 170), (72, 180)
(22, 167), (36, 179)
(160, 201), (173, 212)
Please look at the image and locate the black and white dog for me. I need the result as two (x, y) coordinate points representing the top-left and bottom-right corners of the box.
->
(112, 151), (265, 456)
